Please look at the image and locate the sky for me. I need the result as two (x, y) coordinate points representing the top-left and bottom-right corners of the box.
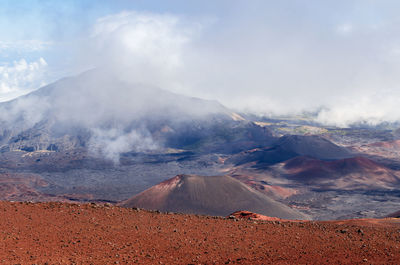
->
(2, 0), (400, 126)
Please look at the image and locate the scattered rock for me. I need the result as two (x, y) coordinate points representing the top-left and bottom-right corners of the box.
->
(0, 201), (398, 264)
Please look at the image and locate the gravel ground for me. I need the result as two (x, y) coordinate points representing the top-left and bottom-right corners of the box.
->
(0, 201), (399, 264)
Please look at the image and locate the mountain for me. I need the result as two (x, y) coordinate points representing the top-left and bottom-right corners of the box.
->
(0, 70), (277, 203)
(276, 135), (352, 159)
(119, 174), (309, 219)
(1, 69), (398, 221)
(0, 69), (274, 156)
(282, 156), (400, 190)
(227, 135), (352, 167)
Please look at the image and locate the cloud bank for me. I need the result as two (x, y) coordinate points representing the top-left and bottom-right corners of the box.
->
(3, 2), (400, 162)
(69, 3), (400, 127)
(4, 1), (400, 132)
(77, 11), (198, 91)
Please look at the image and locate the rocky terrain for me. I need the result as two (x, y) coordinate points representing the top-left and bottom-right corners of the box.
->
(0, 71), (400, 221)
(223, 134), (400, 220)
(0, 71), (400, 264)
(0, 201), (399, 264)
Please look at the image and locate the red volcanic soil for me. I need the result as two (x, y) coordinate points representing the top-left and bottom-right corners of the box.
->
(1, 202), (400, 264)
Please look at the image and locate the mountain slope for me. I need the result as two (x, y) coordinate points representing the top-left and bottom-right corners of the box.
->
(282, 156), (400, 189)
(120, 174), (309, 219)
(228, 135), (352, 167)
(0, 69), (274, 156)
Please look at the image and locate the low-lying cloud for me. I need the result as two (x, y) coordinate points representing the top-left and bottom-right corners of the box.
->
(89, 127), (158, 163)
(3, 1), (400, 162)
(72, 3), (400, 127)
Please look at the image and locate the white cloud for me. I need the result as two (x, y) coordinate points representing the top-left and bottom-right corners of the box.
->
(88, 127), (158, 163)
(5, 3), (400, 128)
(0, 40), (52, 53)
(0, 58), (48, 101)
(82, 11), (198, 88)
(316, 92), (400, 127)
(73, 9), (400, 127)
(0, 94), (51, 128)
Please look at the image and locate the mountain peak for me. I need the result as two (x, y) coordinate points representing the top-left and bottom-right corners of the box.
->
(120, 174), (309, 219)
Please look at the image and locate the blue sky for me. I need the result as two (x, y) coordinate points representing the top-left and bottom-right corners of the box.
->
(2, 1), (400, 126)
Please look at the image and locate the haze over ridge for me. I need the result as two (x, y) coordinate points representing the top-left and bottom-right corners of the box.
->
(2, 1), (400, 126)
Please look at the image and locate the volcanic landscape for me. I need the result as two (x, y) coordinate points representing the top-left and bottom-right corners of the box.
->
(1, 71), (400, 263)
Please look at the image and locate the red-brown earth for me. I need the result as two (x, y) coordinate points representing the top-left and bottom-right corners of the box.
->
(0, 201), (399, 264)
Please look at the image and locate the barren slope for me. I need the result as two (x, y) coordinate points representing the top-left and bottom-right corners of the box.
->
(228, 135), (352, 167)
(119, 174), (308, 219)
(283, 156), (400, 189)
